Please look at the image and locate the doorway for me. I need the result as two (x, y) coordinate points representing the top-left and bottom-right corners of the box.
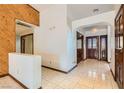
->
(21, 34), (33, 54)
(86, 35), (107, 60)
(16, 21), (34, 54)
(86, 36), (99, 59)
(77, 32), (84, 63)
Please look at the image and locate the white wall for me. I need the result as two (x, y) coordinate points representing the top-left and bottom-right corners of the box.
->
(72, 11), (116, 75)
(67, 26), (77, 69)
(34, 5), (76, 72)
(114, 4), (121, 14)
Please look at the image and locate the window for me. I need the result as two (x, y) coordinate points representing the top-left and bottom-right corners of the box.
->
(93, 38), (97, 49)
(88, 38), (92, 48)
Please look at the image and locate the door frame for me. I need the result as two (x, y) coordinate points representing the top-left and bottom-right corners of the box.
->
(21, 33), (34, 54)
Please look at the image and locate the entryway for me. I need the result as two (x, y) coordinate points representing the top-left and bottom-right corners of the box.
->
(86, 35), (107, 61)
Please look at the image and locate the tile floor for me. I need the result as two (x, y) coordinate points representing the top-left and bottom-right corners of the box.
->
(42, 59), (118, 89)
(0, 76), (23, 89)
(0, 59), (118, 89)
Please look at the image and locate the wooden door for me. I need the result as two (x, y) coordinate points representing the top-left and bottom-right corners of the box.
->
(100, 35), (107, 61)
(77, 32), (84, 63)
(115, 5), (124, 88)
(86, 36), (99, 59)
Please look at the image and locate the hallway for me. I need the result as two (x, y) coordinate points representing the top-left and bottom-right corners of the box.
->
(0, 59), (118, 89)
(42, 59), (118, 89)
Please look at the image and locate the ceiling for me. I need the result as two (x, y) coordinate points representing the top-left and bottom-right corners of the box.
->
(16, 24), (32, 35)
(83, 24), (107, 31)
(67, 4), (115, 21)
(31, 4), (54, 13)
(31, 4), (115, 21)
(79, 22), (108, 32)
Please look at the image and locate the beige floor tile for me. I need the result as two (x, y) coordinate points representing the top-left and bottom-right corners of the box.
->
(0, 59), (118, 89)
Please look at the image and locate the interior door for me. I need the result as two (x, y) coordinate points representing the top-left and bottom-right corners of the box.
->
(77, 32), (84, 63)
(100, 35), (107, 61)
(86, 36), (99, 59)
(115, 5), (124, 88)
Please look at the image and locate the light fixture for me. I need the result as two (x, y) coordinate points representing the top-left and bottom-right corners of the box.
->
(92, 28), (97, 33)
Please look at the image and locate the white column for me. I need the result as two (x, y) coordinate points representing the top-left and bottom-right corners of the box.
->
(107, 25), (111, 62)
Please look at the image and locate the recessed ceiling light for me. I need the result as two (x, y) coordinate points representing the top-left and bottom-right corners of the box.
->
(92, 28), (97, 33)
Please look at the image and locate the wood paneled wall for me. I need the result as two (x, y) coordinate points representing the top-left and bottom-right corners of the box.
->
(0, 4), (39, 76)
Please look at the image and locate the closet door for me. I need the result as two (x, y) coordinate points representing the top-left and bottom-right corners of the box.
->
(115, 5), (124, 88)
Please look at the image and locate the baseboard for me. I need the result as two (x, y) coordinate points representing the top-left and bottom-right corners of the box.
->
(42, 65), (77, 74)
(42, 65), (68, 73)
(0, 74), (8, 78)
(8, 74), (41, 89)
(83, 58), (87, 61)
(38, 87), (42, 89)
(110, 68), (115, 81)
(67, 65), (77, 73)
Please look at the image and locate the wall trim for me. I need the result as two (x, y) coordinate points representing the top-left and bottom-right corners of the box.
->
(110, 68), (115, 80)
(0, 74), (8, 78)
(67, 65), (77, 73)
(42, 65), (68, 73)
(42, 65), (77, 74)
(108, 63), (116, 81)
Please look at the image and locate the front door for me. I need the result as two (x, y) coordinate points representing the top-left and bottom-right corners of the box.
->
(86, 36), (99, 59)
